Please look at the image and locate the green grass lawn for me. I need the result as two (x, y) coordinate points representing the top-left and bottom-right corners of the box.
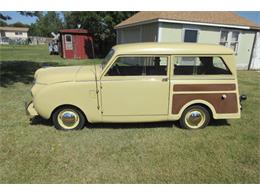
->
(0, 45), (259, 183)
(0, 44), (101, 65)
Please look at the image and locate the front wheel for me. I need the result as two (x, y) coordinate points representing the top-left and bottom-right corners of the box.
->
(179, 105), (210, 130)
(52, 106), (86, 130)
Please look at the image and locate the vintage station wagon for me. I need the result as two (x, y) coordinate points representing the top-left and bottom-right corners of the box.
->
(26, 43), (246, 130)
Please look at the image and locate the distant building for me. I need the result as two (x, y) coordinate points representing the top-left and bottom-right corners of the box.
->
(59, 29), (94, 59)
(0, 26), (29, 45)
(115, 12), (260, 70)
(0, 26), (29, 39)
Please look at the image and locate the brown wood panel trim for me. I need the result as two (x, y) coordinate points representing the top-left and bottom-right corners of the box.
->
(173, 84), (236, 91)
(172, 93), (238, 114)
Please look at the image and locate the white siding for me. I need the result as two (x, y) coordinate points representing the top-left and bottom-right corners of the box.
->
(117, 23), (158, 44)
(158, 22), (256, 69)
(250, 32), (260, 70)
(117, 22), (256, 69)
(117, 26), (140, 44)
(4, 31), (28, 39)
(235, 31), (255, 69)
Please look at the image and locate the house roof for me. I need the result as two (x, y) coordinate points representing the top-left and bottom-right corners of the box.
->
(0, 26), (29, 32)
(115, 11), (259, 30)
(59, 29), (89, 34)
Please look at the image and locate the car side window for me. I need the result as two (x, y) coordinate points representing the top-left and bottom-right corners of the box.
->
(173, 56), (231, 75)
(106, 56), (168, 76)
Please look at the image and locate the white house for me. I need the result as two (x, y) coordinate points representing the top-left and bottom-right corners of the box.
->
(0, 26), (29, 40)
(115, 12), (260, 70)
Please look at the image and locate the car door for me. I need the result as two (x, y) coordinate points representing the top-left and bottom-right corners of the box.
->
(100, 55), (170, 116)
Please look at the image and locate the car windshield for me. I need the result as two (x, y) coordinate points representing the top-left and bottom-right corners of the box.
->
(100, 49), (115, 69)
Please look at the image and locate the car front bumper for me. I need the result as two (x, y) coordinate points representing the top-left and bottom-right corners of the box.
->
(25, 101), (38, 117)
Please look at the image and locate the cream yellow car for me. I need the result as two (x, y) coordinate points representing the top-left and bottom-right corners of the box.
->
(26, 43), (246, 130)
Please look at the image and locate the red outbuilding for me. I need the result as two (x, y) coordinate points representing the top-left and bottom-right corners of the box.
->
(59, 29), (94, 59)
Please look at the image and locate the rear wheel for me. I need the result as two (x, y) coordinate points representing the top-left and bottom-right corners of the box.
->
(180, 105), (210, 130)
(52, 106), (85, 130)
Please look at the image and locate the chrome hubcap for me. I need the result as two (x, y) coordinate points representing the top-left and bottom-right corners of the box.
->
(185, 109), (205, 129)
(58, 110), (79, 129)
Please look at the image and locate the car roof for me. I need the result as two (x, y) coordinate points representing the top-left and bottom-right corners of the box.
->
(112, 42), (234, 55)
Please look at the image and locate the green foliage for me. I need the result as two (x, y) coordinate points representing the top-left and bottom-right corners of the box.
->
(0, 12), (11, 26)
(18, 11), (44, 18)
(64, 11), (136, 56)
(0, 13), (11, 20)
(28, 12), (63, 37)
(0, 20), (7, 26)
(0, 11), (62, 37)
(0, 11), (135, 56)
(0, 21), (30, 28)
(8, 22), (30, 28)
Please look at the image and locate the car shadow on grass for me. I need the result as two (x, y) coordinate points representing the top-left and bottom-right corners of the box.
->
(0, 61), (58, 87)
(209, 119), (230, 127)
(29, 116), (230, 130)
(87, 121), (176, 129)
(30, 116), (53, 127)
(86, 119), (230, 130)
(30, 116), (175, 130)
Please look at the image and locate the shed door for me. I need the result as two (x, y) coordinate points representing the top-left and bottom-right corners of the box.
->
(63, 34), (74, 59)
(65, 34), (73, 50)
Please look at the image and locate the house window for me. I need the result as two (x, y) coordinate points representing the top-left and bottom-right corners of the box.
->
(173, 56), (231, 75)
(219, 31), (228, 46)
(230, 31), (239, 54)
(106, 56), (168, 76)
(15, 32), (23, 35)
(184, 29), (198, 42)
(219, 31), (240, 54)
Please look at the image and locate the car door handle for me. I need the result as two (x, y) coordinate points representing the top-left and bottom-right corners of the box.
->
(162, 78), (168, 82)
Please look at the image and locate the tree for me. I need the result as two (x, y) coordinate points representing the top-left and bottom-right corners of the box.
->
(0, 20), (7, 26)
(18, 11), (43, 18)
(9, 22), (30, 28)
(64, 11), (136, 57)
(0, 13), (11, 21)
(0, 12), (11, 27)
(28, 12), (63, 37)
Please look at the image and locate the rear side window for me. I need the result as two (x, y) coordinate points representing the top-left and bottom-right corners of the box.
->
(173, 56), (231, 75)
